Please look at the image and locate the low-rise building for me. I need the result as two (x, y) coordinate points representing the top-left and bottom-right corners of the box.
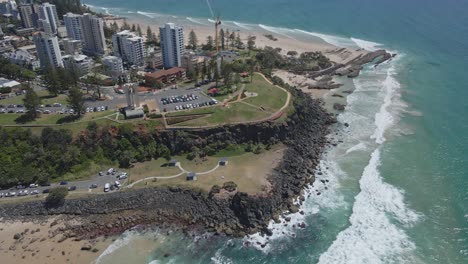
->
(62, 38), (82, 55)
(4, 49), (40, 70)
(62, 54), (92, 76)
(145, 51), (163, 69)
(144, 67), (186, 85)
(181, 52), (208, 72)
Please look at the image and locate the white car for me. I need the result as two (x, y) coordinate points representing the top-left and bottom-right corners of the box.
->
(114, 181), (121, 188)
(104, 183), (110, 192)
(30, 190), (39, 195)
(29, 183), (38, 188)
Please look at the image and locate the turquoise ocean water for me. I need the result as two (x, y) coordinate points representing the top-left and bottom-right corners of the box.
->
(84, 0), (468, 263)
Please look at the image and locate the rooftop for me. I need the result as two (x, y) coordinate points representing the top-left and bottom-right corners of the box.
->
(145, 67), (186, 79)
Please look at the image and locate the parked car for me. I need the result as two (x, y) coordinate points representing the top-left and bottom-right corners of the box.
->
(118, 174), (128, 180)
(5, 192), (16, 197)
(98, 171), (104, 176)
(0, 192), (4, 198)
(42, 189), (49, 194)
(114, 181), (121, 188)
(104, 183), (110, 192)
(60, 181), (68, 185)
(40, 182), (51, 187)
(68, 186), (77, 191)
(30, 190), (39, 195)
(29, 183), (38, 188)
(90, 184), (98, 189)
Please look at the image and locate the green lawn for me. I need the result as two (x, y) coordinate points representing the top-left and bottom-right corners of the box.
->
(243, 74), (288, 112)
(168, 73), (288, 127)
(175, 102), (270, 127)
(0, 90), (68, 106)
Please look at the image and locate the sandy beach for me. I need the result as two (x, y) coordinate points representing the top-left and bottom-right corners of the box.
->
(104, 16), (367, 65)
(0, 217), (112, 264)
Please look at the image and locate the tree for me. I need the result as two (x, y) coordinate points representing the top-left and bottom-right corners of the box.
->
(234, 73), (241, 87)
(219, 28), (225, 50)
(221, 62), (233, 86)
(213, 61), (220, 87)
(204, 35), (214, 50)
(121, 20), (131, 30)
(229, 32), (236, 48)
(201, 62), (207, 80)
(136, 24), (142, 36)
(42, 68), (61, 96)
(146, 26), (153, 41)
(194, 64), (200, 83)
(225, 29), (230, 48)
(247, 35), (256, 50)
(46, 187), (68, 207)
(131, 24), (136, 32)
(188, 30), (198, 50)
(287, 50), (298, 57)
(235, 33), (242, 48)
(23, 85), (41, 119)
(67, 87), (85, 117)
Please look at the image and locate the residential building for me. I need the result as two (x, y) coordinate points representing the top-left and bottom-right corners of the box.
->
(62, 38), (82, 55)
(4, 49), (40, 70)
(0, 0), (19, 19)
(159, 23), (185, 68)
(63, 13), (106, 55)
(145, 51), (163, 69)
(181, 52), (208, 72)
(18, 4), (35, 28)
(62, 54), (92, 76)
(112, 30), (145, 66)
(144, 67), (186, 85)
(37, 2), (59, 34)
(102, 55), (124, 75)
(33, 32), (63, 68)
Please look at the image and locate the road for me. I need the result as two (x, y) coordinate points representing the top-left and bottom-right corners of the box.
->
(0, 169), (127, 198)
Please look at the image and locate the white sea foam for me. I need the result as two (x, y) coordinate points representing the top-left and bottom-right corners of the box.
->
(293, 29), (356, 47)
(137, 11), (157, 19)
(346, 142), (368, 154)
(318, 149), (419, 264)
(211, 248), (234, 264)
(233, 21), (251, 30)
(208, 18), (216, 23)
(351, 37), (383, 51)
(94, 230), (139, 263)
(186, 17), (208, 25)
(258, 24), (296, 40)
(371, 65), (400, 144)
(243, 147), (346, 252)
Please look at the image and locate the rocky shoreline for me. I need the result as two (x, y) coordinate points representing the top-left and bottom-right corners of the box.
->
(0, 87), (334, 240)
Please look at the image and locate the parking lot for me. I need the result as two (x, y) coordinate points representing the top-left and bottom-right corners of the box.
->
(0, 168), (129, 199)
(155, 86), (216, 112)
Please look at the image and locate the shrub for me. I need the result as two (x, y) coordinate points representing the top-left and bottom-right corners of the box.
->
(45, 187), (68, 207)
(222, 181), (237, 192)
(148, 113), (162, 119)
(143, 104), (149, 114)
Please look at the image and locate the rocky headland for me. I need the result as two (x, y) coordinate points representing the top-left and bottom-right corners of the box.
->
(0, 87), (334, 241)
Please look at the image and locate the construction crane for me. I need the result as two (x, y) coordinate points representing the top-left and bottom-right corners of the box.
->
(206, 0), (221, 53)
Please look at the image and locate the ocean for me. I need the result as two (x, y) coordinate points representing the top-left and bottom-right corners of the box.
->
(83, 0), (468, 263)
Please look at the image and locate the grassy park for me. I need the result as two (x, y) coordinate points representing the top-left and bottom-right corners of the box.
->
(128, 144), (285, 194)
(166, 73), (289, 127)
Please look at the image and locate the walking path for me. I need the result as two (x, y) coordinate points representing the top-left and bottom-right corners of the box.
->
(125, 162), (221, 188)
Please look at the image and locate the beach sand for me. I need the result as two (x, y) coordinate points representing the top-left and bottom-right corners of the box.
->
(105, 16), (366, 65)
(0, 217), (112, 264)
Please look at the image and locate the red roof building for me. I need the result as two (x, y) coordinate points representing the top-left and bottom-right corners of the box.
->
(145, 67), (186, 85)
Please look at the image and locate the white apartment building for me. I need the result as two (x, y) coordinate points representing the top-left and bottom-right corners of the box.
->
(18, 4), (34, 28)
(112, 30), (145, 66)
(62, 54), (91, 76)
(33, 32), (63, 68)
(159, 23), (185, 69)
(37, 2), (59, 34)
(63, 13), (106, 56)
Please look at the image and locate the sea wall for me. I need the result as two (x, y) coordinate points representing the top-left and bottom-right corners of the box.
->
(0, 89), (334, 237)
